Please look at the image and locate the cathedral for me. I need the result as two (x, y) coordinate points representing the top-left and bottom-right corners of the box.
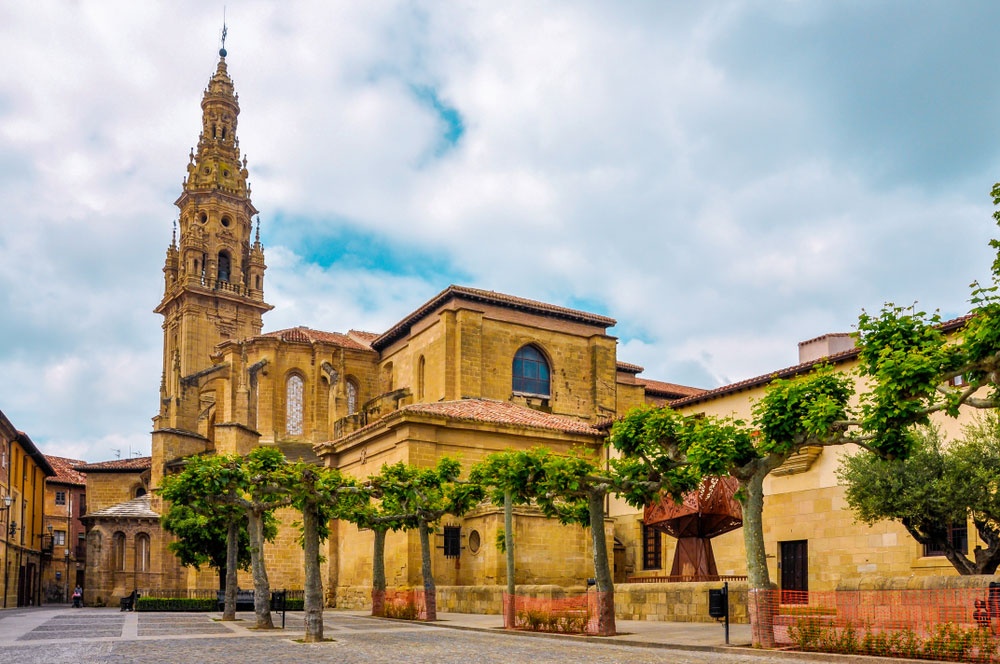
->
(78, 48), (696, 608)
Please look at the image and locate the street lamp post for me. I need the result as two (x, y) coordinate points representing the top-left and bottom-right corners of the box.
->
(1, 494), (12, 608)
(64, 549), (70, 605)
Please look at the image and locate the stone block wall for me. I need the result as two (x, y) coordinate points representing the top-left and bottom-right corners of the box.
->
(336, 582), (749, 623)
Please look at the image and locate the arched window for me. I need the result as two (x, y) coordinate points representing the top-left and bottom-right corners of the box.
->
(417, 355), (426, 401)
(135, 533), (150, 572)
(381, 363), (393, 393)
(286, 374), (304, 435)
(112, 532), (126, 571)
(218, 252), (231, 282)
(346, 379), (359, 415)
(512, 345), (550, 396)
(135, 486), (146, 498)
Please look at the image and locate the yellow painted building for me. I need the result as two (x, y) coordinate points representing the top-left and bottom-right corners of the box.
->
(0, 409), (55, 608)
(612, 325), (975, 594)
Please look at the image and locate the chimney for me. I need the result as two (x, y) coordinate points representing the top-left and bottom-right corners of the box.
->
(798, 333), (855, 364)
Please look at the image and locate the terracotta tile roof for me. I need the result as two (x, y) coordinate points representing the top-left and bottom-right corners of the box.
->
(373, 285), (617, 351)
(348, 330), (379, 343)
(260, 326), (375, 351)
(617, 361), (644, 374)
(670, 314), (973, 409)
(326, 398), (605, 450)
(73, 456), (152, 473)
(638, 379), (707, 399)
(82, 495), (158, 520)
(44, 456), (87, 486)
(403, 399), (604, 435)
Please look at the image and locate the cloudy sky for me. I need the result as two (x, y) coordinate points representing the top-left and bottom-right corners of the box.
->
(2, 1), (999, 462)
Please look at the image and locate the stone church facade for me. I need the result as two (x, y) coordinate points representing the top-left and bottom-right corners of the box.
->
(80, 49), (703, 608)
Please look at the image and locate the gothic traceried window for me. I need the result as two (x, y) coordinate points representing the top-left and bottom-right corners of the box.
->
(347, 380), (359, 415)
(287, 374), (304, 435)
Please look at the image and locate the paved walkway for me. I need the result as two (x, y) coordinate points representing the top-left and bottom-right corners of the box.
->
(0, 606), (873, 664)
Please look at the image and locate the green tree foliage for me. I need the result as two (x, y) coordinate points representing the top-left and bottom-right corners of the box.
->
(159, 502), (250, 584)
(610, 368), (853, 646)
(472, 443), (705, 636)
(840, 416), (1000, 575)
(158, 449), (283, 626)
(365, 458), (482, 622)
(284, 464), (365, 642)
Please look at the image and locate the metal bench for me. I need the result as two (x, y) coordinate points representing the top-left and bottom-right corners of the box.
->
(217, 589), (255, 612)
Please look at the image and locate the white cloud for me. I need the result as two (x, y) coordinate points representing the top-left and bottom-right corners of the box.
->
(2, 1), (1000, 460)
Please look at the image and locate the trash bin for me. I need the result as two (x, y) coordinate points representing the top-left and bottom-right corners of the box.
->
(708, 588), (727, 619)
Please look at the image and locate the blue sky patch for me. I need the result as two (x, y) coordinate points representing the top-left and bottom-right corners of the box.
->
(266, 213), (468, 283)
(411, 84), (464, 156)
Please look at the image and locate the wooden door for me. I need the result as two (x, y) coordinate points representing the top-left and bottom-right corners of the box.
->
(779, 540), (808, 604)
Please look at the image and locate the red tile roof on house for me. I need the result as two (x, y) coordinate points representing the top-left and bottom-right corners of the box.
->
(73, 456), (152, 473)
(260, 326), (375, 351)
(638, 378), (707, 399)
(372, 285), (617, 351)
(670, 314), (973, 409)
(44, 456), (87, 486)
(617, 361), (644, 374)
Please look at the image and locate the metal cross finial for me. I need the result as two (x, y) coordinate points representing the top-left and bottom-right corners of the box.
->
(220, 8), (228, 56)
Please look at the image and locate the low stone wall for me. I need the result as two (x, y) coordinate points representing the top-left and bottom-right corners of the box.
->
(336, 581), (748, 623)
(615, 581), (748, 623)
(836, 574), (1000, 592)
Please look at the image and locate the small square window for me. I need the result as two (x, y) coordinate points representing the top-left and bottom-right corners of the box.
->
(53, 530), (66, 546)
(55, 491), (66, 506)
(443, 526), (461, 559)
(923, 522), (968, 557)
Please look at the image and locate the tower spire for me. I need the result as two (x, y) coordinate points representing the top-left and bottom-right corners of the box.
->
(220, 13), (228, 57)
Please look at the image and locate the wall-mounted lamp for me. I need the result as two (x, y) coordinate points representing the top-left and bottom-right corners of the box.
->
(0, 495), (11, 511)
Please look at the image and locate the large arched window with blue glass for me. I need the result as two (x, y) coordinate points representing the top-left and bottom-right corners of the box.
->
(512, 345), (550, 396)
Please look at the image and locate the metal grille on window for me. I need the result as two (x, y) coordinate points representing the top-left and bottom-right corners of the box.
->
(443, 525), (461, 559)
(923, 522), (968, 557)
(287, 374), (304, 435)
(642, 523), (662, 570)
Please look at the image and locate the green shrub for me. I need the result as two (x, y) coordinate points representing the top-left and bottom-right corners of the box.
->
(278, 598), (303, 611)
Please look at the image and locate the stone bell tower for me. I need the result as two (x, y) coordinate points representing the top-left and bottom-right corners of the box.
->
(153, 44), (272, 464)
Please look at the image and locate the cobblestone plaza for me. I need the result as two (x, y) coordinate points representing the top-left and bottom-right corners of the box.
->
(0, 607), (849, 664)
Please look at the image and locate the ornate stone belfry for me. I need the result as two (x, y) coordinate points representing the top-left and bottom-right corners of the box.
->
(153, 47), (272, 468)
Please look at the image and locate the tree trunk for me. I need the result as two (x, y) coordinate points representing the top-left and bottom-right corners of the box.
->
(588, 490), (615, 636)
(302, 506), (324, 642)
(419, 520), (436, 621)
(504, 490), (516, 629)
(741, 468), (776, 648)
(372, 528), (386, 617)
(247, 508), (274, 629)
(222, 518), (239, 621)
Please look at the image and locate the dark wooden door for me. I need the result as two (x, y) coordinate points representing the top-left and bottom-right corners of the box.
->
(780, 540), (808, 604)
